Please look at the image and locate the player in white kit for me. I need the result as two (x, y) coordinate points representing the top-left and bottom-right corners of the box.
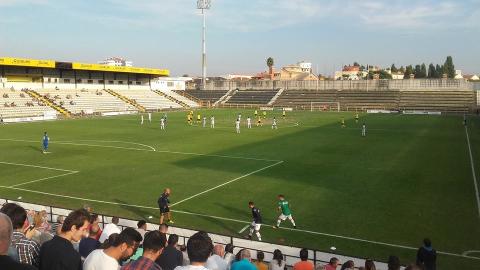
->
(210, 116), (215, 128)
(235, 119), (240, 133)
(202, 116), (207, 128)
(160, 117), (165, 130)
(247, 117), (252, 129)
(148, 112), (152, 123)
(272, 117), (277, 129)
(141, 114), (144, 125)
(362, 123), (366, 137)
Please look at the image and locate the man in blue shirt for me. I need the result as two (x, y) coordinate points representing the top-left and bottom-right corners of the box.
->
(42, 132), (49, 154)
(231, 249), (256, 270)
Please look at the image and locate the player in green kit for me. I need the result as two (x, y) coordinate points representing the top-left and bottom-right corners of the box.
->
(274, 194), (296, 229)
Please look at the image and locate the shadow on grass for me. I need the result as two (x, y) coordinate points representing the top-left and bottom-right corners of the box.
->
(113, 198), (154, 221)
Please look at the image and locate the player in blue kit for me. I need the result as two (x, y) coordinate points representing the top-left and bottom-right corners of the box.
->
(42, 132), (49, 154)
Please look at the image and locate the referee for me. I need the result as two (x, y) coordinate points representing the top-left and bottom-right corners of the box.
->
(158, 188), (173, 224)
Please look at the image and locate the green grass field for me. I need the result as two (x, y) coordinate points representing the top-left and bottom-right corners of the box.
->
(0, 109), (479, 269)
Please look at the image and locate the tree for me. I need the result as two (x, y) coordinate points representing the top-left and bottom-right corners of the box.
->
(404, 65), (414, 79)
(353, 62), (360, 67)
(266, 57), (274, 80)
(443, 56), (455, 78)
(436, 64), (443, 78)
(428, 64), (436, 78)
(399, 66), (405, 73)
(391, 64), (398, 73)
(414, 65), (422, 78)
(420, 63), (427, 78)
(368, 70), (392, 80)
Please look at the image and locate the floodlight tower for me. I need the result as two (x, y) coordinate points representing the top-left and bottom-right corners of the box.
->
(197, 0), (211, 90)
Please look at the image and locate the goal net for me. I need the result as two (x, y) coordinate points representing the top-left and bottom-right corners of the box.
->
(310, 102), (340, 112)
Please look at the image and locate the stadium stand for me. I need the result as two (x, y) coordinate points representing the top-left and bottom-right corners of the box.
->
(35, 88), (137, 115)
(226, 90), (279, 105)
(181, 90), (229, 103)
(112, 89), (182, 111)
(274, 89), (337, 109)
(399, 89), (474, 113)
(160, 90), (200, 108)
(0, 88), (57, 118)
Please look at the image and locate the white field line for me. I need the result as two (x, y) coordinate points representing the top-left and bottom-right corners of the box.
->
(0, 138), (280, 162)
(239, 225), (250, 233)
(464, 126), (480, 218)
(61, 140), (156, 152)
(170, 160), (284, 207)
(0, 186), (478, 261)
(10, 171), (79, 188)
(0, 161), (77, 173)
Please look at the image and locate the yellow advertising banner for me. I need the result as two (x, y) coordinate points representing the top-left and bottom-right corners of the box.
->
(0, 57), (55, 68)
(72, 62), (169, 76)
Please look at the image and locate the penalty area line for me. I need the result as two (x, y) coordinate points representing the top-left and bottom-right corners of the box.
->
(239, 225), (250, 234)
(0, 187), (478, 260)
(170, 160), (284, 207)
(464, 126), (480, 218)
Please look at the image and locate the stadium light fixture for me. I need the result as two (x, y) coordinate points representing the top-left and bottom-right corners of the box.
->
(197, 0), (211, 90)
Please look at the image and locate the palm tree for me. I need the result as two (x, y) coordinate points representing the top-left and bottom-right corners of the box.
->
(266, 57), (274, 80)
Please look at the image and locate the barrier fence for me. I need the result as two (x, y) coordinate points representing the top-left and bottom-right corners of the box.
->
(0, 198), (392, 269)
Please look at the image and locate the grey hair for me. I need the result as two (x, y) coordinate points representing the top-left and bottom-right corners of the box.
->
(0, 212), (13, 248)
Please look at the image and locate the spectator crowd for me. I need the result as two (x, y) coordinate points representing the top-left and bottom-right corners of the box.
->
(0, 202), (437, 270)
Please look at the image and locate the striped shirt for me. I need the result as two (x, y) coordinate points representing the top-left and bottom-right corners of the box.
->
(121, 256), (162, 270)
(11, 231), (40, 267)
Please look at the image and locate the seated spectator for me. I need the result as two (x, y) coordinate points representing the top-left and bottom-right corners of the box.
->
(324, 257), (340, 270)
(293, 248), (313, 270)
(224, 243), (235, 270)
(51, 215), (64, 235)
(79, 224), (101, 259)
(416, 238), (436, 270)
(253, 251), (267, 270)
(38, 210), (51, 233)
(231, 249), (256, 270)
(101, 233), (119, 249)
(136, 220), (147, 244)
(121, 231), (167, 270)
(99, 216), (121, 243)
(269, 249), (285, 270)
(206, 244), (227, 270)
(39, 209), (90, 270)
(84, 227), (142, 270)
(179, 245), (189, 266)
(364, 259), (376, 270)
(0, 212), (36, 270)
(174, 231), (213, 270)
(387, 256), (400, 270)
(340, 260), (354, 270)
(157, 234), (183, 270)
(30, 212), (52, 245)
(0, 203), (40, 267)
(88, 214), (102, 241)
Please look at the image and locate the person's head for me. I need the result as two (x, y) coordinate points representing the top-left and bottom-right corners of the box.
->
(61, 209), (91, 242)
(0, 203), (27, 230)
(56, 215), (65, 224)
(423, 238), (431, 248)
(89, 214), (99, 224)
(137, 220), (147, 230)
(299, 248), (308, 261)
(111, 216), (119, 225)
(164, 188), (171, 196)
(89, 223), (100, 237)
(33, 212), (43, 228)
(365, 259), (376, 270)
(44, 131), (47, 136)
(387, 256), (400, 270)
(225, 243), (234, 254)
(340, 260), (354, 270)
(0, 213), (13, 255)
(278, 194), (285, 201)
(239, 249), (251, 261)
(213, 244), (224, 257)
(83, 204), (93, 213)
(404, 264), (421, 270)
(329, 257), (340, 267)
(102, 233), (119, 249)
(109, 227), (143, 260)
(273, 249), (283, 265)
(159, 223), (169, 234)
(256, 251), (265, 262)
(248, 201), (254, 209)
(143, 231), (167, 260)
(187, 231), (213, 264)
(168, 234), (179, 246)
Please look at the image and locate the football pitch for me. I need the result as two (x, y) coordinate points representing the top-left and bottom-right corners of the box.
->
(0, 109), (479, 269)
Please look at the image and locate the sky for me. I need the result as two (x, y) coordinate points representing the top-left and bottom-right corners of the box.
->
(0, 0), (479, 76)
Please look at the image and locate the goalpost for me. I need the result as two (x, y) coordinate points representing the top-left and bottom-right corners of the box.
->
(310, 102), (340, 112)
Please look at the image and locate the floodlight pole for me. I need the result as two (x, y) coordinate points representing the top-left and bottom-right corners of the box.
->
(197, 0), (210, 90)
